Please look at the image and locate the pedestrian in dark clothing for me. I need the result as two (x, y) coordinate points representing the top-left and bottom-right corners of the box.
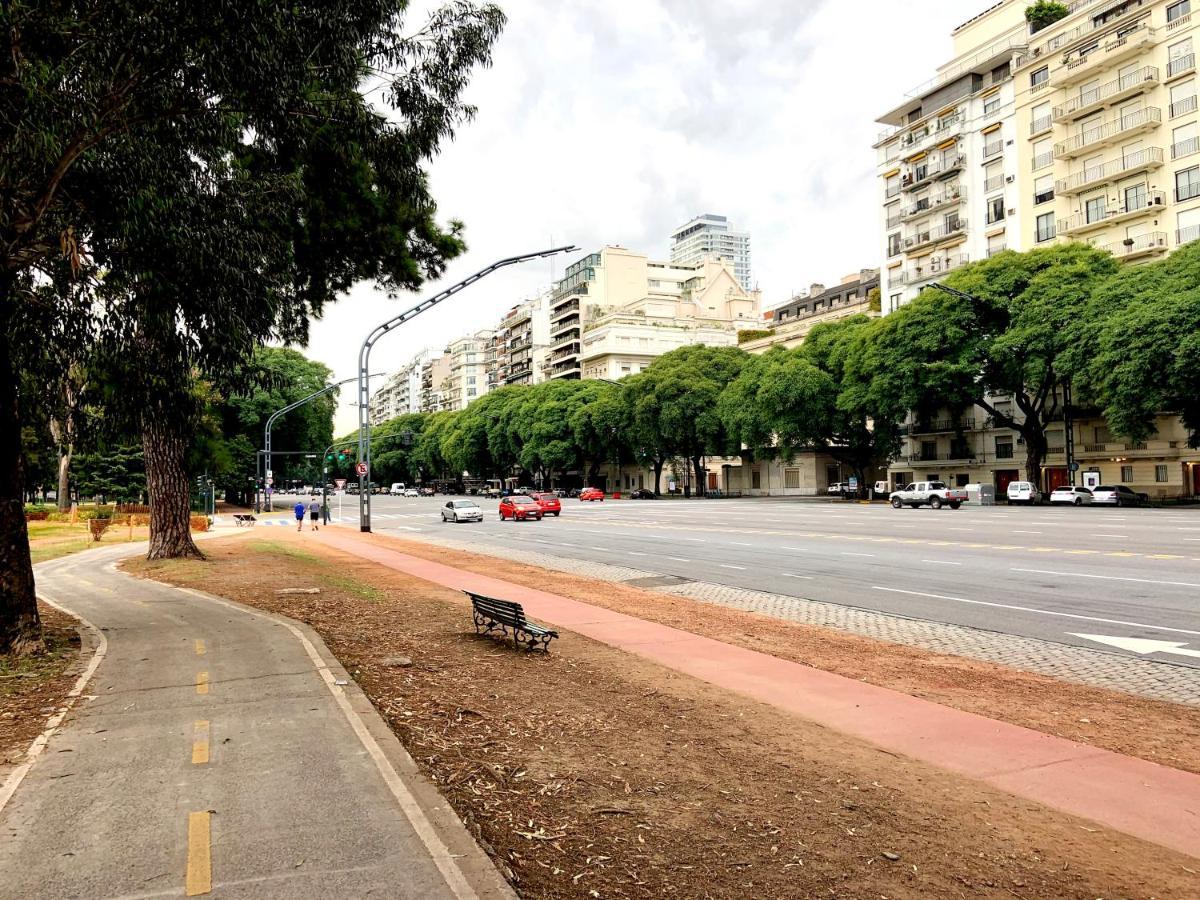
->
(308, 499), (320, 531)
(294, 501), (306, 531)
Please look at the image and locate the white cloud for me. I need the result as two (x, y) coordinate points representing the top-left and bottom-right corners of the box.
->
(305, 0), (993, 433)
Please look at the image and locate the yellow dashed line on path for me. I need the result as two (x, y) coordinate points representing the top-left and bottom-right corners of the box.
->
(1065, 550), (1100, 555)
(1148, 554), (1185, 560)
(192, 721), (210, 765)
(195, 672), (209, 696)
(194, 639), (205, 656)
(185, 811), (212, 896)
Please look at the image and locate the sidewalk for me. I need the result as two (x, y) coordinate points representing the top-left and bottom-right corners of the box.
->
(0, 543), (510, 899)
(323, 530), (1200, 860)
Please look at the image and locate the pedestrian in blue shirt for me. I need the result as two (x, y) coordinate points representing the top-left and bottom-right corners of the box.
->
(294, 501), (306, 531)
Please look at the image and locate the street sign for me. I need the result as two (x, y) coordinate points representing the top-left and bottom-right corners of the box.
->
(266, 470), (273, 479)
(355, 462), (368, 476)
(848, 476), (858, 490)
(1069, 462), (1080, 472)
(335, 479), (347, 490)
(266, 477), (273, 486)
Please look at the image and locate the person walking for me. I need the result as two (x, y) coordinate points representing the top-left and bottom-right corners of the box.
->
(308, 497), (321, 532)
(294, 500), (306, 532)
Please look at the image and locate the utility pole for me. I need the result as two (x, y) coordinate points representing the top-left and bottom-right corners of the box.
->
(355, 245), (578, 533)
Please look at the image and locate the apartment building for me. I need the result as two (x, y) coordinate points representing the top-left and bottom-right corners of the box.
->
(496, 292), (552, 386)
(741, 270), (879, 354)
(440, 330), (495, 412)
(418, 351), (452, 413)
(579, 257), (761, 379)
(875, 15), (1029, 313)
(368, 350), (431, 425)
(669, 214), (753, 290)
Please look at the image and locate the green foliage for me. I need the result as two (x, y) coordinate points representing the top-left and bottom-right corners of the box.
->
(867, 287), (882, 313)
(736, 328), (773, 345)
(74, 446), (146, 503)
(1025, 1), (1070, 32)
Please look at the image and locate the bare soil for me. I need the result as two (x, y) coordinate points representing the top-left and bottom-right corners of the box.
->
(0, 604), (82, 767)
(125, 536), (1200, 899)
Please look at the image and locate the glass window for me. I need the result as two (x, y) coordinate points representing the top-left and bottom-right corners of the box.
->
(984, 94), (1002, 115)
(1168, 1), (1191, 24)
(784, 468), (801, 489)
(1121, 465), (1134, 482)
(1124, 183), (1147, 212)
(1032, 138), (1052, 170)
(1031, 66), (1049, 88)
(1035, 212), (1056, 242)
(1030, 102), (1052, 134)
(1085, 195), (1107, 223)
(1173, 121), (1198, 159)
(1034, 174), (1055, 204)
(1176, 165), (1200, 202)
(995, 438), (1014, 459)
(1156, 464), (1169, 482)
(987, 196), (1006, 224)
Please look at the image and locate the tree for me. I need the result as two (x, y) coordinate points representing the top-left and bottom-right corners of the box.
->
(1087, 241), (1200, 446)
(1, 0), (504, 653)
(865, 245), (1118, 485)
(1025, 1), (1070, 33)
(569, 383), (627, 487)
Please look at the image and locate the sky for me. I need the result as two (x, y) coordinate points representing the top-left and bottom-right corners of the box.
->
(310, 0), (996, 432)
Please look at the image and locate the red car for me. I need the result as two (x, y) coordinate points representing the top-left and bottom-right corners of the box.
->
(579, 487), (605, 502)
(499, 495), (544, 521)
(531, 492), (561, 516)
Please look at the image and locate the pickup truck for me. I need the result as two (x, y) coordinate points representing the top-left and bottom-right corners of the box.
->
(890, 481), (967, 510)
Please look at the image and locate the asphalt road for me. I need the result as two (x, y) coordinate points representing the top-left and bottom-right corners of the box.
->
(323, 494), (1200, 668)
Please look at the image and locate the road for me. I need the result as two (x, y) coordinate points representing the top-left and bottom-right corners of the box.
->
(284, 493), (1200, 668)
(0, 543), (509, 899)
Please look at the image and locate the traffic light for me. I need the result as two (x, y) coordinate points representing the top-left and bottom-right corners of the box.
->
(337, 452), (347, 462)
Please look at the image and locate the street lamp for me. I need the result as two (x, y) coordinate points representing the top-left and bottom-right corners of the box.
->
(354, 245), (578, 532)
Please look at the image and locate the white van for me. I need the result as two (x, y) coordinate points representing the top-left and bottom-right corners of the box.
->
(390, 482), (405, 494)
(1007, 481), (1042, 505)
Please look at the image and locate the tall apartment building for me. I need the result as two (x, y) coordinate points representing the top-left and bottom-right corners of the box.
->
(368, 350), (431, 425)
(876, 16), (1029, 313)
(496, 292), (551, 386)
(418, 351), (451, 413)
(580, 257), (762, 380)
(669, 214), (753, 290)
(441, 330), (495, 411)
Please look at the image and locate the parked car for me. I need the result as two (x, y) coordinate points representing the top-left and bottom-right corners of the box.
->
(1050, 485), (1093, 506)
(827, 482), (848, 495)
(1007, 481), (1043, 505)
(419, 487), (435, 496)
(499, 495), (543, 521)
(1090, 484), (1149, 507)
(530, 492), (562, 516)
(579, 487), (605, 502)
(390, 482), (405, 494)
(403, 488), (419, 498)
(566, 487), (582, 499)
(441, 499), (483, 523)
(630, 488), (656, 499)
(890, 481), (968, 510)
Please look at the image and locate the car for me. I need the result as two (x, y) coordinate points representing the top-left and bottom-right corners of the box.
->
(420, 487), (435, 496)
(390, 482), (405, 494)
(530, 492), (562, 516)
(378, 485), (391, 495)
(441, 499), (483, 522)
(579, 487), (605, 502)
(1090, 484), (1149, 507)
(629, 488), (656, 499)
(1007, 481), (1043, 505)
(499, 495), (543, 521)
(827, 482), (847, 495)
(403, 488), (419, 498)
(1050, 485), (1093, 505)
(889, 481), (968, 510)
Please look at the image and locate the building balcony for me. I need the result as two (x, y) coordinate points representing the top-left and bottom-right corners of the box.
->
(1055, 146), (1163, 195)
(551, 298), (580, 319)
(900, 186), (965, 222)
(902, 155), (966, 191)
(1053, 107), (1160, 158)
(1058, 23), (1157, 88)
(1059, 190), (1165, 235)
(1078, 439), (1183, 458)
(900, 253), (970, 287)
(903, 218), (966, 252)
(1178, 224), (1200, 247)
(549, 326), (579, 349)
(1053, 66), (1159, 122)
(1015, 0), (1151, 70)
(898, 114), (964, 158)
(908, 417), (977, 435)
(550, 313), (580, 336)
(549, 343), (579, 363)
(1097, 231), (1168, 260)
(900, 448), (978, 465)
(1168, 51), (1195, 80)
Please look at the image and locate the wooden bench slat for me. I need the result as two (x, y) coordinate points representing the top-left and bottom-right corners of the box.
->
(467, 591), (557, 652)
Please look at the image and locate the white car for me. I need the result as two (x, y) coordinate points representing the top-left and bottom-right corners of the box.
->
(441, 499), (482, 522)
(403, 488), (420, 498)
(1050, 485), (1093, 506)
(390, 482), (405, 494)
(1007, 481), (1042, 505)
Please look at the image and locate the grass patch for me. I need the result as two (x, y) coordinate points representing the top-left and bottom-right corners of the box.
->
(316, 572), (384, 602)
(246, 539), (319, 562)
(27, 519), (149, 565)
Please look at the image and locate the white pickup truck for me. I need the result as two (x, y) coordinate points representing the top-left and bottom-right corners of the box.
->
(890, 481), (967, 510)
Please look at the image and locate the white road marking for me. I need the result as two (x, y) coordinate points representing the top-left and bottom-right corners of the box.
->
(840, 552), (876, 558)
(719, 564), (746, 570)
(921, 560), (962, 566)
(872, 586), (1200, 638)
(1093, 534), (1129, 539)
(781, 573), (813, 579)
(628, 551), (647, 557)
(783, 546), (821, 553)
(1012, 568), (1200, 589)
(729, 542), (753, 547)
(1012, 530), (1042, 534)
(667, 557), (692, 563)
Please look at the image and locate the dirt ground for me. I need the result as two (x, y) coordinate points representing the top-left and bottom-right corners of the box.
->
(353, 532), (1200, 776)
(126, 537), (1200, 899)
(1, 604), (82, 768)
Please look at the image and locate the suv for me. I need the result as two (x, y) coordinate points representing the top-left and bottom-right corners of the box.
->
(1007, 481), (1042, 505)
(1090, 484), (1149, 507)
(890, 481), (968, 510)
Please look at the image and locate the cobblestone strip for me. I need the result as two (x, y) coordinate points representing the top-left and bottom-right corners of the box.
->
(403, 532), (1200, 707)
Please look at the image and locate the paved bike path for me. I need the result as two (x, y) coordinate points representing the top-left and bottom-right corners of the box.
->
(0, 544), (509, 899)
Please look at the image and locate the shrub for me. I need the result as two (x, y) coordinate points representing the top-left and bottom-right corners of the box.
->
(24, 505), (50, 521)
(1026, 1), (1069, 33)
(737, 328), (774, 345)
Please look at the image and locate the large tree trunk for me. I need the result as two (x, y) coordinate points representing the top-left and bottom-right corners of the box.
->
(1021, 420), (1048, 488)
(691, 455), (706, 497)
(143, 415), (203, 560)
(653, 459), (664, 495)
(0, 275), (43, 655)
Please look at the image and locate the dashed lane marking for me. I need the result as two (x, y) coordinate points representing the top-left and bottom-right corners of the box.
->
(782, 573), (813, 579)
(1012, 567), (1200, 589)
(192, 721), (210, 765)
(194, 639), (205, 656)
(185, 811), (212, 896)
(719, 564), (747, 570)
(195, 672), (209, 696)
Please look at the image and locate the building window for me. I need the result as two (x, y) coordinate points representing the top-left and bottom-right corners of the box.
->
(1030, 102), (1052, 135)
(889, 292), (901, 308)
(1031, 66), (1049, 90)
(1124, 183), (1147, 212)
(751, 469), (762, 490)
(1156, 464), (1169, 482)
(995, 439), (1014, 459)
(1085, 195), (1107, 223)
(1035, 212), (1056, 243)
(1121, 465), (1134, 482)
(784, 468), (801, 489)
(984, 94), (1002, 116)
(1032, 138), (1053, 170)
(1177, 165), (1200, 201)
(887, 233), (902, 257)
(1171, 78), (1197, 118)
(1034, 175), (1055, 205)
(987, 196), (1006, 224)
(1168, 0), (1191, 24)
(1173, 121), (1199, 159)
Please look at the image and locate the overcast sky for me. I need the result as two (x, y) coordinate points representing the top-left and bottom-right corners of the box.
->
(310, 0), (994, 432)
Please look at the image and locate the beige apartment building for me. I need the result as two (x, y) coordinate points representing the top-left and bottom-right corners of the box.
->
(418, 351), (451, 413)
(495, 292), (551, 387)
(740, 270), (879, 354)
(879, 0), (1200, 499)
(439, 330), (494, 412)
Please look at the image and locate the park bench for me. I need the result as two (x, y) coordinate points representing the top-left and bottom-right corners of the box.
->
(466, 591), (558, 652)
(233, 514), (257, 527)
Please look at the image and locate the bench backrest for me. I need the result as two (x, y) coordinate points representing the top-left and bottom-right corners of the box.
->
(467, 592), (526, 627)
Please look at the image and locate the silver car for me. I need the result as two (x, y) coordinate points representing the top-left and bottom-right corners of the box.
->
(1090, 485), (1148, 507)
(441, 500), (483, 523)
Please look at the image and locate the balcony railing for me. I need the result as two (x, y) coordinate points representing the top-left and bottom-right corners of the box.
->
(902, 253), (970, 286)
(1178, 224), (1200, 246)
(987, 244), (1008, 258)
(1169, 52), (1196, 79)
(899, 114), (963, 156)
(1059, 190), (1165, 234)
(1055, 146), (1164, 194)
(551, 298), (580, 318)
(1030, 114), (1053, 136)
(1059, 23), (1157, 86)
(902, 155), (966, 191)
(1053, 67), (1159, 121)
(983, 138), (1004, 159)
(984, 174), (1005, 193)
(1098, 231), (1168, 258)
(900, 186), (964, 221)
(904, 218), (966, 251)
(909, 417), (976, 435)
(1171, 94), (1198, 118)
(1053, 107), (1161, 157)
(1015, 0), (1150, 67)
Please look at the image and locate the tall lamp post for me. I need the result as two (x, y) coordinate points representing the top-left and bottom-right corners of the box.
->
(355, 245), (578, 532)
